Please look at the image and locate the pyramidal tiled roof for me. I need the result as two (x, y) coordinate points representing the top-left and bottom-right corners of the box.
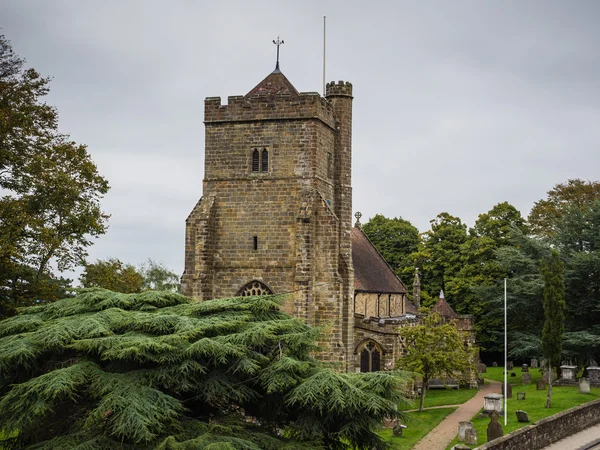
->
(431, 292), (458, 319)
(245, 69), (300, 98)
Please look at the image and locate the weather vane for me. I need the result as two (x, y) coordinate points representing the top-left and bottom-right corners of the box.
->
(273, 35), (284, 71)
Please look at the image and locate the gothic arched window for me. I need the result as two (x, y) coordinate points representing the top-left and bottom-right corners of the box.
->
(237, 280), (273, 297)
(357, 340), (382, 372)
(252, 149), (260, 172)
(261, 148), (269, 172)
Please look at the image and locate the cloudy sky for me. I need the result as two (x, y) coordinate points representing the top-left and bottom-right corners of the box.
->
(2, 1), (599, 281)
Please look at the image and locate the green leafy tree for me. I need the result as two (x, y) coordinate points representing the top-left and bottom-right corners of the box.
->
(540, 249), (565, 408)
(529, 179), (600, 238)
(396, 312), (476, 411)
(474, 229), (550, 360)
(362, 214), (420, 282)
(139, 259), (180, 292)
(412, 213), (469, 306)
(0, 34), (109, 316)
(554, 199), (600, 365)
(457, 203), (529, 353)
(0, 290), (411, 449)
(80, 258), (144, 293)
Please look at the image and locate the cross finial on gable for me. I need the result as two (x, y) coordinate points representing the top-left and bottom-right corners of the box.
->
(272, 36), (284, 72)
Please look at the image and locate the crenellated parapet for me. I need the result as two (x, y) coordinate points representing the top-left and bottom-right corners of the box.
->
(204, 92), (336, 128)
(325, 80), (353, 98)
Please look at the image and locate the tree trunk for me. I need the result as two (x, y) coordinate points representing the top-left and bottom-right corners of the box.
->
(419, 377), (427, 412)
(546, 362), (552, 408)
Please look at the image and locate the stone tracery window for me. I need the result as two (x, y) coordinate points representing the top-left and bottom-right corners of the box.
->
(251, 147), (269, 173)
(237, 280), (273, 297)
(357, 340), (382, 372)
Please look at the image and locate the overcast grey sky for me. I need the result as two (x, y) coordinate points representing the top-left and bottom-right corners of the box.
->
(2, 1), (599, 280)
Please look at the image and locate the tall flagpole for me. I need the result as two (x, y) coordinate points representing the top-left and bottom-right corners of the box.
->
(504, 278), (508, 426)
(323, 16), (326, 95)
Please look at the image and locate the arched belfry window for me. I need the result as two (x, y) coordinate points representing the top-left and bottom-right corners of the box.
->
(237, 280), (273, 297)
(252, 149), (260, 172)
(251, 147), (269, 173)
(357, 340), (383, 372)
(261, 148), (269, 172)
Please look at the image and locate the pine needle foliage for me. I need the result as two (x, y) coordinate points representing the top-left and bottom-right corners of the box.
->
(0, 289), (410, 449)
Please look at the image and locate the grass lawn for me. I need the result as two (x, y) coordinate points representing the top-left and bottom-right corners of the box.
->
(446, 368), (600, 449)
(400, 387), (479, 410)
(381, 407), (457, 449)
(483, 365), (544, 384)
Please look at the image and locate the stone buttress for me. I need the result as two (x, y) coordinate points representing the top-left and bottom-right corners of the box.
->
(181, 68), (354, 369)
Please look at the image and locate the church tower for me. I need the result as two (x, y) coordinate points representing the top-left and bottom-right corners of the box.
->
(181, 63), (354, 368)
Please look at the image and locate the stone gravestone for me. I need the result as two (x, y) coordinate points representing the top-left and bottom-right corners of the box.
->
(536, 379), (546, 390)
(521, 363), (529, 372)
(492, 361), (498, 367)
(542, 369), (551, 384)
(522, 373), (531, 385)
(580, 378), (591, 394)
(458, 421), (472, 442)
(487, 410), (504, 442)
(507, 361), (514, 370)
(465, 426), (477, 445)
(458, 422), (478, 444)
(531, 358), (538, 369)
(587, 366), (600, 385)
(516, 410), (529, 422)
(476, 362), (487, 373)
(501, 383), (512, 398)
(560, 365), (577, 381)
(483, 393), (504, 415)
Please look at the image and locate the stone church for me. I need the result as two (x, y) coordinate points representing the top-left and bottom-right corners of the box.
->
(181, 63), (474, 373)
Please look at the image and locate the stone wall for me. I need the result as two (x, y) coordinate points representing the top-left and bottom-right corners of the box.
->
(353, 315), (420, 372)
(475, 398), (600, 450)
(182, 77), (355, 369)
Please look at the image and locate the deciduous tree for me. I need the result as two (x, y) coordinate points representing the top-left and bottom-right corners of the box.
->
(396, 312), (475, 411)
(0, 34), (109, 316)
(362, 214), (419, 283)
(139, 259), (180, 292)
(80, 258), (144, 293)
(529, 179), (600, 238)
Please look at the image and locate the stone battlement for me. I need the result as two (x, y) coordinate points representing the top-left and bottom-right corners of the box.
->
(326, 81), (353, 97)
(204, 92), (335, 127)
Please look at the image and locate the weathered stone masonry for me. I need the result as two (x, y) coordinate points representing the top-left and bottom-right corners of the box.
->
(182, 69), (354, 368)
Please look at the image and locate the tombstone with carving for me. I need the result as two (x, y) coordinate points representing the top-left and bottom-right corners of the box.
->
(458, 421), (477, 445)
(521, 373), (531, 385)
(587, 366), (600, 386)
(555, 365), (578, 385)
(530, 358), (538, 369)
(536, 379), (546, 390)
(483, 393), (504, 416)
(487, 410), (504, 442)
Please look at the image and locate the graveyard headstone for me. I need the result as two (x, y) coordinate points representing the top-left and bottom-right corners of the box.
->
(580, 378), (591, 394)
(501, 383), (512, 398)
(515, 410), (529, 422)
(487, 411), (504, 442)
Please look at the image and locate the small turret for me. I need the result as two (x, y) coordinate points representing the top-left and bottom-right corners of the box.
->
(325, 80), (353, 98)
(412, 268), (421, 309)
